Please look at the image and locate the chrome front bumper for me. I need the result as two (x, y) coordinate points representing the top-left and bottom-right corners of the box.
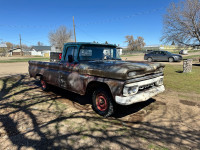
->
(115, 85), (165, 105)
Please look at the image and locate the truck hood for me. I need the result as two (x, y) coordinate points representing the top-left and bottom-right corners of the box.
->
(78, 60), (164, 80)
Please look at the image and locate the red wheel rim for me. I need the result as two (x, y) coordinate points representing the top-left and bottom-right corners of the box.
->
(41, 80), (46, 89)
(96, 94), (108, 111)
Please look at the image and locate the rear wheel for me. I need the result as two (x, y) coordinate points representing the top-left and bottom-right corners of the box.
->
(147, 57), (153, 62)
(40, 77), (49, 91)
(92, 89), (114, 117)
(168, 57), (174, 62)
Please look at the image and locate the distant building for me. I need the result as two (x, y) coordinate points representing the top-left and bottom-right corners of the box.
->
(51, 45), (62, 52)
(8, 48), (22, 56)
(0, 43), (7, 48)
(144, 45), (160, 51)
(31, 46), (51, 57)
(116, 46), (123, 55)
(144, 45), (193, 51)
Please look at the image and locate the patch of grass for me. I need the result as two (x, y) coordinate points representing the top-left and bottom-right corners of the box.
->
(148, 144), (169, 150)
(188, 50), (200, 53)
(164, 65), (200, 94)
(121, 54), (137, 57)
(0, 57), (49, 63)
(81, 135), (88, 140)
(115, 127), (129, 134)
(178, 94), (191, 99)
(183, 55), (200, 60)
(178, 94), (200, 101)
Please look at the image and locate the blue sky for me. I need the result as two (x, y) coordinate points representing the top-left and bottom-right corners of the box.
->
(0, 0), (178, 47)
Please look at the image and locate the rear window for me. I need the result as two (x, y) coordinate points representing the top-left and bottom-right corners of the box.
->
(79, 46), (120, 61)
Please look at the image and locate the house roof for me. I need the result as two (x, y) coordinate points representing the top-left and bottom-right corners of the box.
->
(22, 49), (31, 52)
(8, 48), (21, 52)
(0, 43), (7, 48)
(31, 46), (51, 51)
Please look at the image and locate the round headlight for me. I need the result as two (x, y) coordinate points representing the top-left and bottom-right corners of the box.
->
(128, 71), (136, 77)
(155, 78), (163, 86)
(123, 85), (139, 96)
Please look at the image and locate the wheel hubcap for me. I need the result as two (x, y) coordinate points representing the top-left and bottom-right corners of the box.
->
(96, 95), (108, 111)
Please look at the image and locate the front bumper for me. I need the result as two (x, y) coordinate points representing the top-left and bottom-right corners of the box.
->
(173, 56), (182, 62)
(115, 85), (165, 105)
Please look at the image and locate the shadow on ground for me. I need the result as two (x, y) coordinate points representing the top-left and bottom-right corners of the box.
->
(193, 64), (200, 66)
(0, 74), (199, 149)
(47, 84), (156, 118)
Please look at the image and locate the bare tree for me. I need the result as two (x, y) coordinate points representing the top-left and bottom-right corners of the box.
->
(161, 0), (200, 47)
(135, 36), (145, 50)
(6, 42), (13, 50)
(21, 44), (29, 49)
(49, 26), (73, 51)
(125, 35), (135, 50)
(125, 35), (145, 50)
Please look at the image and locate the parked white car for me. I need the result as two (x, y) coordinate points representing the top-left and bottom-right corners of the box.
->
(179, 50), (188, 55)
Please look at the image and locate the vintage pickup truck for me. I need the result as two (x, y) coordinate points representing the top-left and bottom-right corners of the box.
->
(29, 42), (165, 117)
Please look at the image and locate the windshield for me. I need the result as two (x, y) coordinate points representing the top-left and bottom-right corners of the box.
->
(165, 51), (172, 55)
(79, 46), (121, 61)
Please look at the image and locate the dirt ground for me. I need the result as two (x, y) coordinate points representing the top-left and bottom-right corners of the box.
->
(0, 56), (200, 149)
(0, 75), (199, 150)
(0, 62), (28, 78)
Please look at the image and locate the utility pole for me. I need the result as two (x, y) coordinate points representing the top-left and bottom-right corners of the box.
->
(73, 16), (76, 42)
(19, 34), (22, 56)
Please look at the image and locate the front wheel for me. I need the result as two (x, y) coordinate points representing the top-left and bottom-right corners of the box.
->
(147, 57), (153, 62)
(92, 89), (114, 117)
(168, 57), (174, 62)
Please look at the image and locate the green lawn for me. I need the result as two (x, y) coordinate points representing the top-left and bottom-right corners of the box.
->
(164, 64), (200, 94)
(183, 55), (200, 60)
(121, 54), (138, 57)
(0, 57), (50, 63)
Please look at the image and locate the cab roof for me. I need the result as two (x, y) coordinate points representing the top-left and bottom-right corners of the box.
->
(64, 42), (117, 47)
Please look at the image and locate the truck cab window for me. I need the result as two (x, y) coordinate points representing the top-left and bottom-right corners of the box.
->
(65, 47), (77, 62)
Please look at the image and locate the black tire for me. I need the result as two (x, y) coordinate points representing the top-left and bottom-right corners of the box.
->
(92, 88), (114, 117)
(168, 57), (174, 62)
(147, 57), (153, 62)
(40, 77), (49, 91)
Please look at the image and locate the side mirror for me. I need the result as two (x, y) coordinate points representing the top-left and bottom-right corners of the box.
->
(68, 55), (73, 63)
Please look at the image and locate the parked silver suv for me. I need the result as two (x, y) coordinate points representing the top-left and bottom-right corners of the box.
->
(144, 50), (182, 62)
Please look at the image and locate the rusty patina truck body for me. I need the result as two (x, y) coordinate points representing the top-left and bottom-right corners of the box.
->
(29, 42), (165, 117)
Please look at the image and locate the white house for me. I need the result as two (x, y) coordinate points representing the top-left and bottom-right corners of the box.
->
(51, 45), (62, 52)
(116, 46), (123, 55)
(31, 46), (51, 57)
(8, 48), (22, 56)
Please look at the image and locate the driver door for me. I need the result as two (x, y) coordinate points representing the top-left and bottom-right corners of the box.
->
(59, 46), (78, 90)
